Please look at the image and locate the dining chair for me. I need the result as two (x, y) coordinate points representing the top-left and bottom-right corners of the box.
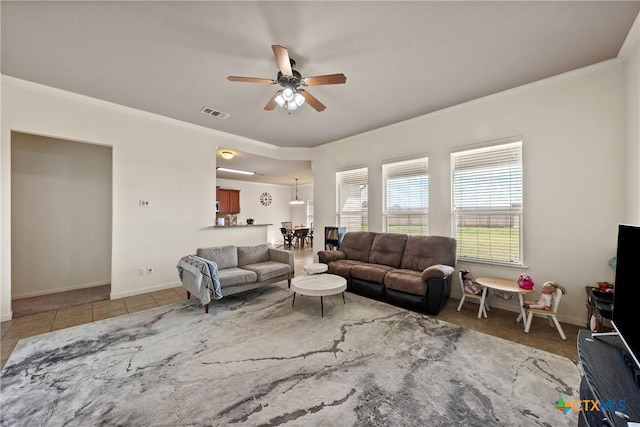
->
(305, 223), (314, 246)
(293, 228), (308, 248)
(456, 270), (489, 319)
(279, 227), (294, 249)
(524, 287), (567, 340)
(281, 221), (293, 230)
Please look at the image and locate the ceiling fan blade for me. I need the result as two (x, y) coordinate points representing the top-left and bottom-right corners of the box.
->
(299, 89), (326, 112)
(302, 73), (347, 86)
(264, 90), (282, 111)
(272, 45), (293, 76)
(227, 76), (276, 84)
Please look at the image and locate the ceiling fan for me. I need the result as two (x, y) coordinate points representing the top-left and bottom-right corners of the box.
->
(227, 45), (346, 112)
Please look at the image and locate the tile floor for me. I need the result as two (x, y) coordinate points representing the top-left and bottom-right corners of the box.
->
(1, 246), (580, 370)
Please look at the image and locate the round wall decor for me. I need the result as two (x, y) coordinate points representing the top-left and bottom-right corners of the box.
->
(260, 192), (272, 206)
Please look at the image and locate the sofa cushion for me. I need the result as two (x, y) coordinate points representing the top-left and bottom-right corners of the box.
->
(340, 232), (377, 262)
(351, 263), (394, 284)
(218, 267), (257, 287)
(327, 259), (365, 278)
(368, 233), (407, 268)
(196, 246), (238, 269)
(242, 261), (290, 282)
(237, 244), (269, 266)
(384, 269), (427, 295)
(400, 236), (456, 272)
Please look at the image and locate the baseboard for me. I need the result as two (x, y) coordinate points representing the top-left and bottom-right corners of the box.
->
(109, 281), (182, 300)
(11, 281), (111, 300)
(1, 311), (13, 322)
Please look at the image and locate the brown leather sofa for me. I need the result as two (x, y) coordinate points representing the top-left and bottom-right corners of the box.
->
(317, 232), (456, 315)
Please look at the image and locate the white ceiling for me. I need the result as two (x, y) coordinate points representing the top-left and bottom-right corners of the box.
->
(2, 1), (638, 185)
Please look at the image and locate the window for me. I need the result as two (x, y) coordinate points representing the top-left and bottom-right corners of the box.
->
(452, 140), (523, 265)
(306, 200), (314, 230)
(383, 156), (429, 235)
(336, 167), (368, 232)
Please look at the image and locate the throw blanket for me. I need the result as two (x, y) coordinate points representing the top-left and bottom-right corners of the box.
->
(176, 255), (222, 307)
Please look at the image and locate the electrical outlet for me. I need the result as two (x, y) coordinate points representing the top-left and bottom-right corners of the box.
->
(139, 200), (150, 207)
(146, 266), (154, 274)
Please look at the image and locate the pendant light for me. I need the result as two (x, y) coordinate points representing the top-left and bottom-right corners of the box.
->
(290, 178), (304, 205)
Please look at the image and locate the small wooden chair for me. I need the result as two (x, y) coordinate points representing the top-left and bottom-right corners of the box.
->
(524, 287), (567, 340)
(457, 271), (490, 319)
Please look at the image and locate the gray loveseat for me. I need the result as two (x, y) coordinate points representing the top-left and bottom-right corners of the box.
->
(185, 244), (294, 312)
(318, 232), (456, 314)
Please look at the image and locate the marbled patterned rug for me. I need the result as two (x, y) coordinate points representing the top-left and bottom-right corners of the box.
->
(1, 286), (580, 426)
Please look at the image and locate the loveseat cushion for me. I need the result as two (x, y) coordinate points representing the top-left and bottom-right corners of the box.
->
(340, 232), (377, 262)
(351, 263), (394, 284)
(218, 267), (257, 287)
(242, 261), (290, 282)
(237, 244), (269, 266)
(384, 269), (427, 295)
(368, 233), (407, 268)
(327, 259), (366, 278)
(400, 236), (456, 272)
(197, 245), (238, 269)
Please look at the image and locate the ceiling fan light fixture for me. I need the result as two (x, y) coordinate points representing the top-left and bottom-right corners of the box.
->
(220, 151), (234, 160)
(282, 87), (295, 102)
(290, 178), (305, 205)
(286, 100), (298, 111)
(293, 92), (305, 107)
(216, 167), (255, 175)
(275, 94), (285, 108)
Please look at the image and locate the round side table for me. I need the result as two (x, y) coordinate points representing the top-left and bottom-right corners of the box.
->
(304, 263), (328, 274)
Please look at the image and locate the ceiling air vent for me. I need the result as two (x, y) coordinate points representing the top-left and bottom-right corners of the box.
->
(200, 107), (230, 120)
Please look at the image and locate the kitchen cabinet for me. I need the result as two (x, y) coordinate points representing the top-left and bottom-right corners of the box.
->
(217, 187), (240, 214)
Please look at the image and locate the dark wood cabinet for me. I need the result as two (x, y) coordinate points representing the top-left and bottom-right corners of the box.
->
(216, 187), (240, 214)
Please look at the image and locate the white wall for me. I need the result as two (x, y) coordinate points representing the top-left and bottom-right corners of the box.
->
(624, 22), (640, 224)
(313, 62), (628, 326)
(11, 133), (112, 298)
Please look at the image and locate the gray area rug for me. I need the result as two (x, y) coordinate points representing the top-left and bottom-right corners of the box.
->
(1, 286), (580, 426)
(11, 284), (110, 317)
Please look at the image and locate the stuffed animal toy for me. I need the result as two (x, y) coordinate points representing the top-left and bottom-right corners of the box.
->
(461, 269), (483, 295)
(522, 281), (567, 310)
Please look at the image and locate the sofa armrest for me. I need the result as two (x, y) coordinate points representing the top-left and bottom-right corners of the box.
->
(318, 250), (346, 263)
(425, 275), (453, 315)
(421, 264), (455, 281)
(268, 248), (294, 271)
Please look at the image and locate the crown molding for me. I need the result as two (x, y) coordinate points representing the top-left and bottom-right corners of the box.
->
(618, 12), (640, 65)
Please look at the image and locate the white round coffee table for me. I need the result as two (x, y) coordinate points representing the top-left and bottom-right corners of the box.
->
(290, 273), (347, 317)
(304, 263), (328, 274)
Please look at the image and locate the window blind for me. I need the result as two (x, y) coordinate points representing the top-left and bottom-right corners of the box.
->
(383, 156), (429, 235)
(336, 167), (368, 232)
(452, 141), (522, 264)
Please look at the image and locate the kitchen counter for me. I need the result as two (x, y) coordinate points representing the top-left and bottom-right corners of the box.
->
(212, 224), (272, 229)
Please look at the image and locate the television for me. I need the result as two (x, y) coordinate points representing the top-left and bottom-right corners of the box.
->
(612, 224), (640, 370)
